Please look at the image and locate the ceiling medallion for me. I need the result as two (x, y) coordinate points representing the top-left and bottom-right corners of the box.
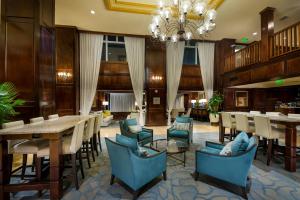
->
(149, 0), (217, 42)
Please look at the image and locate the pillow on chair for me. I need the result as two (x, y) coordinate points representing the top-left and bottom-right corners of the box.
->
(231, 132), (250, 155)
(174, 121), (190, 131)
(128, 125), (142, 133)
(219, 141), (233, 156)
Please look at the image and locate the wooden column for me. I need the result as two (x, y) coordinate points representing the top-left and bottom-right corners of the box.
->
(145, 38), (167, 126)
(55, 26), (80, 116)
(260, 7), (275, 62)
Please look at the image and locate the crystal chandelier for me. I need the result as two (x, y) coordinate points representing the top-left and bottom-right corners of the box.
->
(149, 0), (217, 42)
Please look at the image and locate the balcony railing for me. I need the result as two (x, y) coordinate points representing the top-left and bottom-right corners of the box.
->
(224, 21), (300, 73)
(269, 21), (300, 58)
(224, 41), (261, 73)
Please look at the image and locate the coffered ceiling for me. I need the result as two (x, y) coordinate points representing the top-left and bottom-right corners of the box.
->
(55, 0), (300, 43)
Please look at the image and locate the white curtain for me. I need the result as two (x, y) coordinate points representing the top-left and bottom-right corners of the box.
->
(166, 41), (185, 125)
(174, 94), (184, 109)
(124, 37), (145, 126)
(79, 33), (103, 115)
(110, 93), (135, 112)
(197, 42), (215, 101)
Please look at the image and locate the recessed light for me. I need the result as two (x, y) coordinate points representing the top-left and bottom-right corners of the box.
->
(252, 32), (258, 36)
(90, 10), (95, 15)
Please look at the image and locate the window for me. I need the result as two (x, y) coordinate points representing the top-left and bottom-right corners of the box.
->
(183, 41), (199, 65)
(101, 35), (127, 62)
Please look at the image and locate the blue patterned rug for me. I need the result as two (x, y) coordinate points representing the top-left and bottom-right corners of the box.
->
(61, 145), (300, 200)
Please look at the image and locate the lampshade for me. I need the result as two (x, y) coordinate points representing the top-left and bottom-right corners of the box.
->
(199, 99), (207, 103)
(191, 99), (197, 104)
(102, 101), (109, 106)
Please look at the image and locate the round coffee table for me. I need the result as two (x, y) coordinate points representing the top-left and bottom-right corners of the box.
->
(149, 139), (189, 167)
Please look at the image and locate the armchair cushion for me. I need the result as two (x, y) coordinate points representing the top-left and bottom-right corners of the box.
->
(219, 141), (233, 156)
(231, 132), (249, 155)
(169, 130), (189, 138)
(175, 116), (192, 123)
(200, 147), (222, 155)
(128, 125), (142, 133)
(116, 134), (137, 152)
(174, 121), (190, 131)
(139, 131), (152, 140)
(247, 136), (257, 150)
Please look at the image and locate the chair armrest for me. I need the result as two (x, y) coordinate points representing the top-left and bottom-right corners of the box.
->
(142, 128), (153, 135)
(196, 147), (256, 187)
(123, 132), (138, 139)
(130, 150), (167, 188)
(205, 141), (225, 150)
(167, 126), (176, 133)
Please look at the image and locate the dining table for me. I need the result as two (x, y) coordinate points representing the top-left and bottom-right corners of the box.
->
(0, 115), (90, 200)
(219, 111), (300, 172)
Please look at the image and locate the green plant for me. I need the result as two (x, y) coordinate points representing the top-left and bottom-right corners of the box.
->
(0, 82), (25, 125)
(207, 92), (224, 116)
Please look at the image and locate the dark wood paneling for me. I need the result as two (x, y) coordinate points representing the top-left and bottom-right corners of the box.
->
(287, 57), (300, 76)
(0, 0), (55, 121)
(145, 39), (167, 125)
(179, 65), (203, 91)
(6, 0), (34, 18)
(40, 0), (54, 27)
(251, 61), (285, 82)
(260, 7), (275, 62)
(55, 26), (79, 116)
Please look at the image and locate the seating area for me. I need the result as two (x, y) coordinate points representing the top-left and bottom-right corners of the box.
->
(1, 0), (300, 200)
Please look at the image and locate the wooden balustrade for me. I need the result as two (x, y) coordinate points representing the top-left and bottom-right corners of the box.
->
(224, 41), (261, 73)
(270, 21), (300, 58)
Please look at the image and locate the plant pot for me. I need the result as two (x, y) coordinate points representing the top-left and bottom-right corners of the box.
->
(209, 113), (219, 125)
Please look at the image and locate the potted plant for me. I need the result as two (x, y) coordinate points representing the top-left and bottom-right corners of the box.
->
(207, 92), (224, 125)
(0, 82), (25, 125)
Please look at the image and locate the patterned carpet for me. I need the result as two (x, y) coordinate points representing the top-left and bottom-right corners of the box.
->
(60, 136), (300, 200)
(10, 129), (300, 200)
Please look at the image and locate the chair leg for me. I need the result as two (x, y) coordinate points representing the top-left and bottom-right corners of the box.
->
(21, 154), (27, 180)
(85, 141), (91, 168)
(194, 172), (199, 181)
(93, 134), (99, 156)
(241, 187), (248, 200)
(78, 148), (85, 179)
(163, 171), (167, 180)
(98, 131), (102, 152)
(90, 138), (95, 162)
(133, 189), (140, 200)
(71, 154), (79, 190)
(32, 154), (37, 172)
(267, 139), (273, 166)
(110, 174), (115, 185)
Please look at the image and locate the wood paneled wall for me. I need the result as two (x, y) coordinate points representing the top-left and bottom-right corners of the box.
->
(145, 38), (167, 125)
(0, 0), (56, 121)
(55, 26), (79, 116)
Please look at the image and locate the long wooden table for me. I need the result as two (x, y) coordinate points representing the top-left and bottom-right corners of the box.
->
(219, 112), (300, 172)
(0, 115), (90, 200)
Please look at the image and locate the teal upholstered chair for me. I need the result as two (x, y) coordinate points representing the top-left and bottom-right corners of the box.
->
(167, 117), (193, 144)
(195, 133), (258, 199)
(105, 135), (167, 199)
(119, 118), (153, 146)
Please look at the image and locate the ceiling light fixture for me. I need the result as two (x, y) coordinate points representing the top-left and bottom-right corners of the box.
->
(149, 0), (217, 42)
(90, 10), (95, 15)
(252, 32), (257, 36)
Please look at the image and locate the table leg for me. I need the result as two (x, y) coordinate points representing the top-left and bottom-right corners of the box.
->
(0, 139), (10, 200)
(50, 138), (63, 200)
(285, 125), (297, 172)
(219, 115), (225, 143)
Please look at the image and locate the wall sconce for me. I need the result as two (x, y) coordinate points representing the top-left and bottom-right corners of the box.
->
(57, 71), (72, 81)
(191, 99), (196, 108)
(152, 75), (162, 81)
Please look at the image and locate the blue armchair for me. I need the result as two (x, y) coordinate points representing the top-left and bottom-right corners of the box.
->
(195, 136), (258, 199)
(119, 118), (153, 146)
(105, 136), (167, 199)
(167, 117), (193, 144)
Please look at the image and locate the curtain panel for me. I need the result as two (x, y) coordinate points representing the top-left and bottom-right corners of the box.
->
(79, 33), (103, 115)
(110, 93), (135, 112)
(197, 42), (215, 100)
(124, 37), (145, 125)
(166, 41), (185, 125)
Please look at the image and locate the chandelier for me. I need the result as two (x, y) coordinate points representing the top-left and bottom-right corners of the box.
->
(149, 0), (217, 42)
